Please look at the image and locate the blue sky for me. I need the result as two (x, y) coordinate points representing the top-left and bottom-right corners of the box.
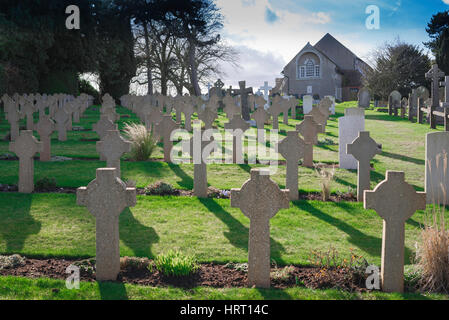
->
(214, 0), (449, 92)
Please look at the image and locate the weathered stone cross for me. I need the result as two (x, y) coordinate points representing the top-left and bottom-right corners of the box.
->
(54, 108), (69, 141)
(259, 81), (272, 104)
(234, 81), (253, 121)
(9, 130), (43, 193)
(307, 107), (327, 132)
(224, 115), (250, 164)
(296, 115), (323, 167)
(35, 115), (55, 162)
(268, 96), (284, 130)
(183, 125), (216, 197)
(77, 168), (136, 281)
(347, 131), (382, 202)
(7, 106), (21, 141)
(93, 115), (118, 161)
(364, 171), (426, 293)
(231, 169), (289, 288)
(198, 107), (218, 130)
(251, 107), (269, 143)
(96, 130), (131, 178)
(155, 115), (180, 162)
(222, 94), (240, 120)
(277, 131), (308, 200)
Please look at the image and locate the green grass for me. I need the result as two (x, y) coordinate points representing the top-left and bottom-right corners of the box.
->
(0, 276), (447, 300)
(0, 192), (437, 267)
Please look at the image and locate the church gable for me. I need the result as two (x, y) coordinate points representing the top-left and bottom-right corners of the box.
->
(314, 33), (359, 71)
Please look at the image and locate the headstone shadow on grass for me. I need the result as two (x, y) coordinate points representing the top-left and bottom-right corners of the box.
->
(97, 281), (128, 300)
(198, 198), (286, 265)
(119, 208), (159, 258)
(381, 151), (425, 166)
(301, 201), (416, 265)
(167, 163), (193, 190)
(0, 194), (41, 252)
(256, 287), (292, 300)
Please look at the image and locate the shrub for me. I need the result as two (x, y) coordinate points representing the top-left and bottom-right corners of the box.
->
(35, 177), (57, 191)
(271, 265), (296, 282)
(314, 164), (336, 201)
(154, 250), (199, 277)
(123, 123), (157, 161)
(145, 181), (179, 196)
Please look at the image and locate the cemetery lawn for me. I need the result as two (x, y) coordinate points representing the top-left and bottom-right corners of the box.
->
(1, 101), (448, 299)
(0, 192), (440, 268)
(1, 275), (447, 300)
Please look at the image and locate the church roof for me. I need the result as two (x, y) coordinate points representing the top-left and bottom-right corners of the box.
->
(282, 33), (369, 73)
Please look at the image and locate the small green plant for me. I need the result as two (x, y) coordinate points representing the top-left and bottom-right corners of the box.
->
(314, 164), (336, 201)
(123, 122), (157, 161)
(154, 250), (199, 277)
(145, 181), (179, 196)
(224, 262), (248, 273)
(308, 247), (367, 271)
(35, 177), (57, 191)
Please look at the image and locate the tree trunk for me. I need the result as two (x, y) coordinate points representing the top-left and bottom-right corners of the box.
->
(188, 37), (201, 96)
(143, 23), (153, 95)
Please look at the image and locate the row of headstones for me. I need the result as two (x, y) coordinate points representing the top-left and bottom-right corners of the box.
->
(75, 163), (425, 294)
(387, 65), (449, 129)
(1, 93), (92, 143)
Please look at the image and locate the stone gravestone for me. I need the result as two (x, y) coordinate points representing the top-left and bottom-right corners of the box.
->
(198, 107), (218, 130)
(277, 131), (307, 200)
(21, 99), (35, 130)
(259, 81), (272, 105)
(426, 64), (445, 129)
(303, 95), (313, 114)
(234, 81), (253, 121)
(339, 108), (365, 170)
(93, 115), (118, 161)
(54, 108), (69, 142)
(440, 76), (449, 131)
(388, 91), (401, 116)
(358, 88), (371, 108)
(35, 115), (55, 162)
(425, 132), (449, 205)
(96, 130), (131, 178)
(251, 107), (269, 143)
(224, 115), (250, 164)
(296, 115), (323, 167)
(7, 106), (21, 141)
(400, 97), (408, 118)
(77, 168), (136, 281)
(231, 169), (289, 288)
(145, 107), (163, 132)
(364, 171), (426, 293)
(268, 96), (284, 130)
(9, 130), (43, 193)
(325, 95), (336, 115)
(317, 97), (332, 119)
(280, 98), (291, 125)
(181, 102), (194, 132)
(223, 94), (240, 120)
(408, 89), (418, 121)
(307, 107), (328, 131)
(155, 115), (180, 162)
(347, 131), (382, 201)
(183, 125), (215, 197)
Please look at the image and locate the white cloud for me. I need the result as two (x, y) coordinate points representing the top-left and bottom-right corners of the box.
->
(218, 45), (286, 89)
(443, 0), (449, 4)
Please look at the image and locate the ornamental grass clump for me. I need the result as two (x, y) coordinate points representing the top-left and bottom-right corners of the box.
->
(415, 155), (449, 293)
(154, 250), (199, 277)
(123, 123), (156, 161)
(314, 164), (336, 201)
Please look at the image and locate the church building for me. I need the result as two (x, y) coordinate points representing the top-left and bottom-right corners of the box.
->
(279, 33), (371, 101)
